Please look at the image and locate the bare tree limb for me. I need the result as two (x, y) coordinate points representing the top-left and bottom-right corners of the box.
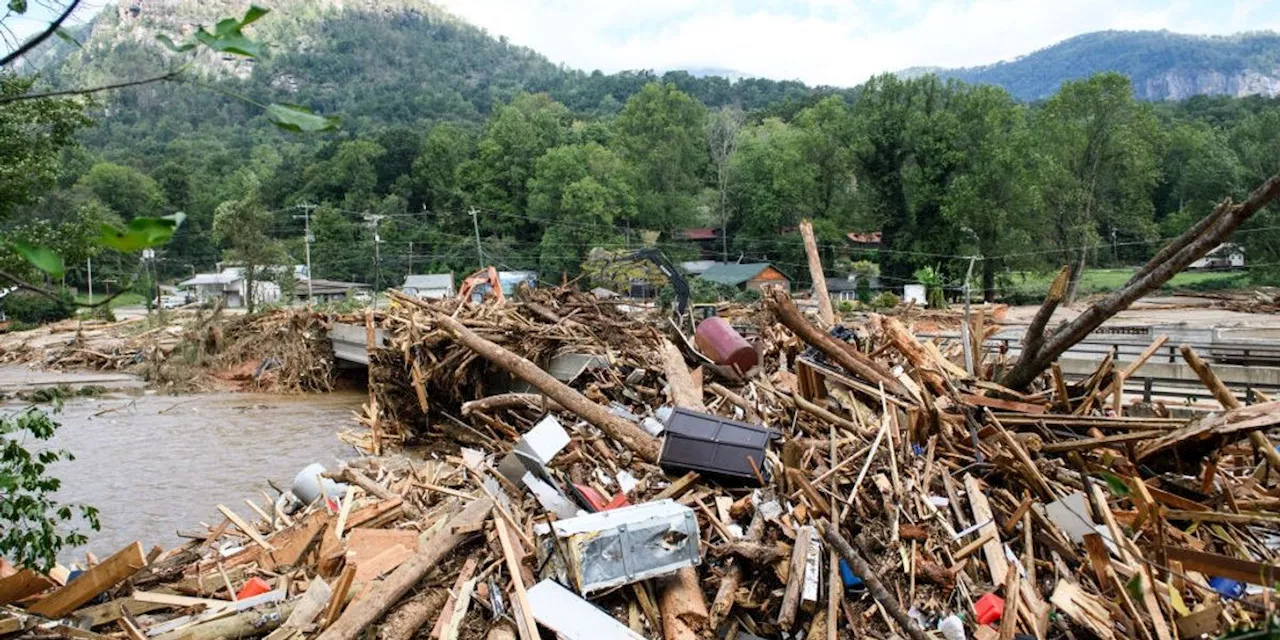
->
(0, 0), (82, 67)
(0, 69), (185, 104)
(1001, 172), (1280, 390)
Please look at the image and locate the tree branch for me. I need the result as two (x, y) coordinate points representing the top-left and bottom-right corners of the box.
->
(0, 69), (185, 104)
(0, 0), (82, 67)
(1000, 172), (1280, 390)
(0, 266), (138, 310)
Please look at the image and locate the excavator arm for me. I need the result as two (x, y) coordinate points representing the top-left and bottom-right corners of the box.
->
(610, 248), (690, 316)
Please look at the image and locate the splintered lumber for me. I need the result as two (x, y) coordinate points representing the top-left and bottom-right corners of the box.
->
(800, 219), (835, 327)
(710, 512), (764, 628)
(433, 313), (660, 463)
(1098, 335), (1169, 399)
(316, 497), (493, 640)
(777, 526), (813, 630)
(1181, 344), (1280, 477)
(28, 542), (146, 618)
(1136, 400), (1280, 463)
(0, 569), (56, 605)
(963, 475), (1008, 586)
(217, 505), (275, 551)
(764, 288), (910, 398)
(1050, 580), (1115, 640)
(495, 518), (538, 640)
(339, 468), (421, 518)
(1165, 547), (1280, 587)
(818, 521), (928, 640)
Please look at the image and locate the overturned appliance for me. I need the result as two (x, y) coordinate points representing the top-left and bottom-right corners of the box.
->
(659, 407), (775, 485)
(547, 500), (699, 594)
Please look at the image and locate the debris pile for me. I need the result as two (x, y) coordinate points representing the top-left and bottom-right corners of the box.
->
(0, 308), (338, 392)
(4, 286), (1280, 640)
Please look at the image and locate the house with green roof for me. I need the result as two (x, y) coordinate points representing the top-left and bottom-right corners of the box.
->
(697, 262), (790, 292)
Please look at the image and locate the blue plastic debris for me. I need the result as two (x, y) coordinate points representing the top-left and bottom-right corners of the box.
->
(1208, 576), (1245, 599)
(839, 559), (864, 588)
(912, 444), (925, 456)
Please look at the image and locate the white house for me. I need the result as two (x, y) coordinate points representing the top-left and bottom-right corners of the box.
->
(402, 273), (455, 299)
(180, 267), (282, 308)
(1188, 243), (1245, 270)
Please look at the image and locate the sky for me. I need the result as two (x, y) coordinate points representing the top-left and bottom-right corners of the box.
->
(428, 0), (1280, 86)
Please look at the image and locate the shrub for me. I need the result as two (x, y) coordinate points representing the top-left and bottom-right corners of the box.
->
(1, 290), (74, 325)
(870, 292), (900, 310)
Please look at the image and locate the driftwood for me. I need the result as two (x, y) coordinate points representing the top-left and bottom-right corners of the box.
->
(764, 287), (909, 398)
(434, 312), (661, 463)
(1002, 172), (1280, 389)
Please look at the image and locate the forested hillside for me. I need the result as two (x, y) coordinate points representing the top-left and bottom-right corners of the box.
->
(6, 1), (1280, 308)
(937, 30), (1280, 101)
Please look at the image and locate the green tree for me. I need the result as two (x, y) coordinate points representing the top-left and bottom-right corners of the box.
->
(77, 162), (168, 220)
(300, 140), (387, 209)
(727, 118), (814, 265)
(212, 175), (288, 313)
(461, 93), (571, 237)
(941, 85), (1039, 300)
(412, 122), (475, 214)
(1034, 72), (1160, 300)
(0, 73), (90, 222)
(613, 82), (709, 231)
(527, 143), (634, 277)
(793, 96), (857, 220)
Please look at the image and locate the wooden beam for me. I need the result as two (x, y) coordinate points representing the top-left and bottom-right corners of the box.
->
(800, 219), (835, 327)
(28, 542), (146, 618)
(217, 505), (275, 552)
(963, 474), (1008, 586)
(495, 518), (538, 640)
(1040, 430), (1165, 454)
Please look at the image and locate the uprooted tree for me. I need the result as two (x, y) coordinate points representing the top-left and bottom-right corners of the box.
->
(1000, 172), (1280, 390)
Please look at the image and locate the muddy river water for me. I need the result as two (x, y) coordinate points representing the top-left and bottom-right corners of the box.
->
(3, 386), (363, 562)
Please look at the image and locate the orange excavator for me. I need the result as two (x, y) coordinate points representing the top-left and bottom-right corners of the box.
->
(456, 266), (505, 304)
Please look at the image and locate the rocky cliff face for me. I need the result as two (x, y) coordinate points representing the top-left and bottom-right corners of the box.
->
(1141, 68), (1280, 100)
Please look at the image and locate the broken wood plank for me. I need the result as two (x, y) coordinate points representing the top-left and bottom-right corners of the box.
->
(963, 474), (1008, 586)
(217, 505), (275, 552)
(0, 569), (55, 606)
(495, 518), (538, 640)
(316, 498), (493, 640)
(28, 542), (146, 618)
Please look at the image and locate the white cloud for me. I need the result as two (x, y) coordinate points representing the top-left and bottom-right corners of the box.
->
(433, 0), (1280, 86)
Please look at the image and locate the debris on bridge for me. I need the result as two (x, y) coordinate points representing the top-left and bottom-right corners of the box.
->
(4, 281), (1280, 640)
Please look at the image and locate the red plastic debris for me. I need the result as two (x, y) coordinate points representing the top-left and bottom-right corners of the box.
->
(975, 592), (1004, 625)
(236, 576), (272, 600)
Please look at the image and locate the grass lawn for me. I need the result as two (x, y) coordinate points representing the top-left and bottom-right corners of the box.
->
(74, 291), (146, 307)
(1005, 267), (1251, 301)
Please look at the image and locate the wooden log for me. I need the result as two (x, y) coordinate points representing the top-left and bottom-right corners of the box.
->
(710, 512), (764, 628)
(338, 468), (420, 518)
(28, 542), (146, 618)
(434, 313), (660, 462)
(800, 219), (835, 327)
(315, 498), (493, 640)
(792, 394), (871, 438)
(1181, 344), (1280, 478)
(818, 521), (928, 640)
(461, 393), (564, 416)
(764, 288), (910, 398)
(777, 525), (812, 631)
(153, 600), (299, 640)
(657, 343), (711, 640)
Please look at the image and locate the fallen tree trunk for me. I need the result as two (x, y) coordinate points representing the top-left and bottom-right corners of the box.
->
(435, 313), (661, 463)
(316, 497), (493, 640)
(1001, 173), (1280, 390)
(460, 393), (565, 416)
(818, 521), (928, 640)
(764, 288), (910, 398)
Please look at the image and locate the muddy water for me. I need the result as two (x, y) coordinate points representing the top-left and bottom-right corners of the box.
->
(6, 390), (364, 562)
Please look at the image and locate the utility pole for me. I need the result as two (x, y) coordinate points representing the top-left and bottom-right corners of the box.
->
(363, 213), (386, 310)
(469, 207), (484, 268)
(407, 240), (413, 276)
(87, 256), (93, 302)
(961, 256), (977, 376)
(293, 203), (316, 308)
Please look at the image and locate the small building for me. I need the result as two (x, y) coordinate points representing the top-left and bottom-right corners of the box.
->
(678, 228), (721, 260)
(179, 268), (280, 308)
(845, 231), (883, 250)
(825, 276), (860, 302)
(298, 278), (372, 303)
(1188, 243), (1245, 270)
(402, 273), (455, 299)
(698, 263), (790, 292)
